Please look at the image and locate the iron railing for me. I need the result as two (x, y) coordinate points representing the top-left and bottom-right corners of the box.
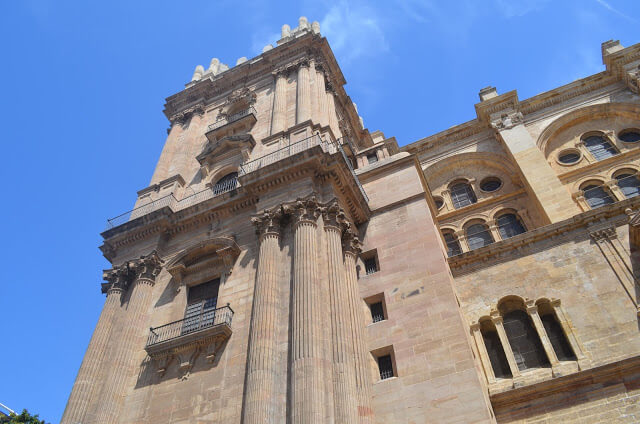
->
(106, 193), (177, 229)
(146, 305), (234, 347)
(239, 134), (327, 176)
(208, 107), (257, 132)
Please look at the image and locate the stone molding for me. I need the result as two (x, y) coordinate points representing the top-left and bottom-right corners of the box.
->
(166, 236), (240, 285)
(169, 103), (205, 127)
(101, 251), (163, 293)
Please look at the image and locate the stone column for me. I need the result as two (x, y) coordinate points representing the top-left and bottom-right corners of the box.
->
(316, 67), (329, 127)
(92, 252), (162, 424)
(488, 220), (502, 242)
(470, 323), (496, 384)
(287, 198), (325, 423)
(271, 72), (288, 135)
(296, 62), (311, 124)
(549, 299), (591, 369)
(243, 208), (283, 423)
(61, 266), (131, 424)
(323, 202), (359, 424)
(455, 230), (470, 253)
(343, 230), (374, 423)
(491, 315), (521, 378)
(526, 304), (560, 368)
(326, 86), (342, 139)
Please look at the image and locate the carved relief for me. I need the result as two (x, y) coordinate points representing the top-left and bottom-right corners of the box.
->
(251, 207), (284, 238)
(169, 103), (205, 127)
(284, 196), (322, 226)
(491, 111), (524, 130)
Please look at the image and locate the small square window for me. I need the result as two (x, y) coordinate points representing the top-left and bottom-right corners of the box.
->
(378, 355), (394, 380)
(363, 256), (378, 275)
(370, 302), (384, 323)
(367, 152), (378, 164)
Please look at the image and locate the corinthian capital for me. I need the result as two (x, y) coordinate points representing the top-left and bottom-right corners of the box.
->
(131, 251), (164, 282)
(284, 196), (321, 227)
(251, 207), (283, 239)
(342, 228), (362, 257)
(321, 200), (349, 232)
(101, 262), (134, 294)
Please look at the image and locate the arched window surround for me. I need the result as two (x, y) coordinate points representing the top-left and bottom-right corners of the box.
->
(579, 180), (615, 209)
(494, 210), (527, 240)
(470, 296), (589, 387)
(448, 179), (478, 210)
(580, 132), (619, 162)
(464, 220), (494, 250)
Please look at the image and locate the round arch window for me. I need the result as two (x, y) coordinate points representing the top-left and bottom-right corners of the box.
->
(433, 196), (444, 210)
(557, 149), (581, 165)
(479, 177), (502, 193)
(619, 129), (640, 143)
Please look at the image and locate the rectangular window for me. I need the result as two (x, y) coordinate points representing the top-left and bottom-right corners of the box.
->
(363, 256), (378, 275)
(370, 302), (385, 323)
(378, 354), (394, 380)
(182, 279), (220, 334)
(367, 152), (378, 164)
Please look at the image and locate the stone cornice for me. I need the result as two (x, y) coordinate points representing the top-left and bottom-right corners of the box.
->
(448, 196), (640, 275)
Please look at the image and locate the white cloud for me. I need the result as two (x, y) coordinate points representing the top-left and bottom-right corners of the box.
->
(320, 2), (389, 64)
(594, 0), (637, 22)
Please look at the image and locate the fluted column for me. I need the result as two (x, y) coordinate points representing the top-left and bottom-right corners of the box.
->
(296, 62), (311, 124)
(343, 231), (374, 423)
(316, 67), (329, 127)
(61, 266), (131, 424)
(287, 198), (324, 423)
(92, 252), (162, 424)
(243, 209), (283, 423)
(326, 87), (342, 139)
(322, 202), (359, 423)
(271, 72), (288, 135)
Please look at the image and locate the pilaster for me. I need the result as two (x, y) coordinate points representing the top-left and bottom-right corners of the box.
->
(296, 61), (311, 124)
(271, 71), (288, 135)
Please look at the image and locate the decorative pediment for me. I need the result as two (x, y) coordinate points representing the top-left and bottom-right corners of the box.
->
(197, 134), (255, 166)
(166, 236), (241, 284)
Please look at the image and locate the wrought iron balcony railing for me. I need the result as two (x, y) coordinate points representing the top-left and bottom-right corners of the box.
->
(207, 107), (257, 132)
(146, 305), (234, 348)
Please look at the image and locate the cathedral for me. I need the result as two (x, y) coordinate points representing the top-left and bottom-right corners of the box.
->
(62, 17), (640, 423)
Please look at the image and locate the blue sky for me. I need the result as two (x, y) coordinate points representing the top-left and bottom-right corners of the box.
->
(0, 0), (638, 421)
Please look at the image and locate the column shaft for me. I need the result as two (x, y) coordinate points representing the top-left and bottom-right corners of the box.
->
(470, 324), (496, 384)
(325, 218), (359, 423)
(296, 64), (311, 124)
(492, 317), (522, 377)
(527, 306), (560, 366)
(61, 289), (122, 424)
(291, 217), (324, 423)
(327, 90), (341, 138)
(271, 73), (287, 135)
(343, 236), (374, 422)
(243, 213), (282, 423)
(316, 69), (329, 127)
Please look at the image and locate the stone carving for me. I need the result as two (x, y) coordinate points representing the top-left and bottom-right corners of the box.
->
(284, 196), (322, 226)
(101, 263), (135, 294)
(130, 251), (164, 283)
(342, 228), (363, 257)
(491, 111), (524, 130)
(169, 103), (205, 127)
(321, 200), (349, 232)
(251, 207), (284, 238)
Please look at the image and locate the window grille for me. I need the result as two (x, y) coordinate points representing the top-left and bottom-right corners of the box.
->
(213, 172), (238, 195)
(370, 302), (385, 323)
(615, 174), (640, 198)
(443, 232), (462, 257)
(377, 354), (394, 380)
(583, 135), (618, 161)
(466, 224), (494, 250)
(182, 279), (220, 335)
(450, 183), (477, 209)
(482, 329), (512, 378)
(364, 256), (378, 275)
(502, 310), (549, 370)
(496, 213), (526, 240)
(541, 313), (576, 361)
(367, 153), (378, 164)
(583, 185), (614, 209)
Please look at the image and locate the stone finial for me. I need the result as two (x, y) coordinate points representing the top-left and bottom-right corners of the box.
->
(352, 102), (359, 113)
(311, 21), (320, 34)
(262, 44), (274, 53)
(602, 40), (624, 60)
(479, 86), (498, 102)
(298, 16), (309, 29)
(191, 65), (205, 81)
(281, 24), (291, 38)
(219, 63), (229, 73)
(236, 57), (248, 66)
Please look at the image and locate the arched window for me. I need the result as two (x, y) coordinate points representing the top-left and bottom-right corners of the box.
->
(582, 183), (614, 209)
(480, 320), (512, 379)
(213, 172), (238, 195)
(496, 213), (526, 239)
(450, 182), (477, 209)
(466, 223), (494, 250)
(583, 135), (618, 161)
(502, 309), (550, 370)
(615, 172), (640, 199)
(442, 231), (462, 257)
(540, 312), (576, 362)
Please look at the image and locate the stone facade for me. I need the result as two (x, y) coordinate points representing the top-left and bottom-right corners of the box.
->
(62, 17), (640, 424)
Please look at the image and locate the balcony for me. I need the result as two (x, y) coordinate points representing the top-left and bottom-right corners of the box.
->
(145, 305), (234, 358)
(205, 107), (257, 141)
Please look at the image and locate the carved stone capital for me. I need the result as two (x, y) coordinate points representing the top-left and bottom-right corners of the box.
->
(131, 251), (164, 283)
(101, 262), (134, 294)
(251, 208), (283, 240)
(321, 201), (349, 232)
(491, 111), (524, 130)
(284, 196), (321, 227)
(342, 229), (362, 257)
(589, 226), (617, 242)
(169, 103), (205, 126)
